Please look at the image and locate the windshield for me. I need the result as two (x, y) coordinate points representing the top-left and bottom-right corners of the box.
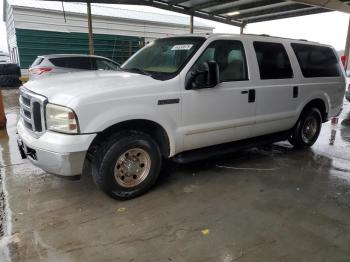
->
(121, 37), (205, 80)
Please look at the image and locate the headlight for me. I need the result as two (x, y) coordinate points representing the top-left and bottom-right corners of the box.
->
(45, 103), (79, 134)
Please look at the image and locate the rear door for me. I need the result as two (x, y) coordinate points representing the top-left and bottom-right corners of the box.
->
(250, 40), (299, 136)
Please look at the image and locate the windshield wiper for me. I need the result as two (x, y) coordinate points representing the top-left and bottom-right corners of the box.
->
(121, 67), (151, 76)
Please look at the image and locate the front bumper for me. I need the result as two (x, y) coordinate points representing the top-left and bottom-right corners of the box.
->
(17, 120), (96, 176)
(17, 138), (86, 176)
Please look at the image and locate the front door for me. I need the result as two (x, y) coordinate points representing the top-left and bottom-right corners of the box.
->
(181, 39), (256, 151)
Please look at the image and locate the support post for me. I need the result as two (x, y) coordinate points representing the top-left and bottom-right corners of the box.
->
(128, 41), (132, 57)
(240, 24), (245, 35)
(0, 90), (7, 129)
(344, 16), (350, 71)
(87, 2), (94, 55)
(190, 15), (194, 34)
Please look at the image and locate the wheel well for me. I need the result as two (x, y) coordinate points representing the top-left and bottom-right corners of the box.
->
(88, 120), (171, 158)
(302, 99), (327, 122)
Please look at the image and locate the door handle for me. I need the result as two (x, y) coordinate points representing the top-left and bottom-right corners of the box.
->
(241, 90), (248, 94)
(248, 89), (255, 103)
(293, 86), (299, 98)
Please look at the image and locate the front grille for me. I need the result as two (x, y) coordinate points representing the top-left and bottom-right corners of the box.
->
(19, 87), (47, 136)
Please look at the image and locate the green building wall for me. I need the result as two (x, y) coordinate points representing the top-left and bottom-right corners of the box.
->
(16, 28), (144, 68)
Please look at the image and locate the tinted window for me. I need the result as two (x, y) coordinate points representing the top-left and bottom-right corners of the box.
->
(192, 40), (248, 82)
(291, 43), (340, 78)
(95, 58), (119, 71)
(31, 57), (44, 67)
(254, 42), (293, 79)
(50, 57), (94, 70)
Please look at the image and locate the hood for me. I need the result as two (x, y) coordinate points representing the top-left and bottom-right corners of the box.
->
(23, 70), (161, 105)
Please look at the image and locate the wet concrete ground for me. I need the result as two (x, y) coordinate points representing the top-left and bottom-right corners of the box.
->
(0, 89), (350, 261)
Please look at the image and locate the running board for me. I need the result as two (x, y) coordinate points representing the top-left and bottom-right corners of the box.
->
(172, 131), (290, 164)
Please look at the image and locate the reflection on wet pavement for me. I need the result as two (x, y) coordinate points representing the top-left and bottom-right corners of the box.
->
(0, 90), (349, 262)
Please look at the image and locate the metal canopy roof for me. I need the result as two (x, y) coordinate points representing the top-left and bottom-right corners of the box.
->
(5, 0), (213, 28)
(56, 0), (350, 27)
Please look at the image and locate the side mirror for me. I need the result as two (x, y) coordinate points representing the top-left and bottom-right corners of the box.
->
(187, 61), (219, 90)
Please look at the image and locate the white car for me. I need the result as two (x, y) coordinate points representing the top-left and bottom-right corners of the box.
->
(29, 54), (120, 80)
(17, 34), (346, 200)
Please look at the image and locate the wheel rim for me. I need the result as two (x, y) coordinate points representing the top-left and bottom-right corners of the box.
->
(301, 116), (318, 143)
(114, 148), (151, 188)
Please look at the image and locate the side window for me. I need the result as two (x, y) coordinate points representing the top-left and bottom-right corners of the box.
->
(195, 48), (215, 66)
(291, 43), (340, 78)
(31, 57), (44, 67)
(49, 58), (65, 67)
(253, 42), (293, 80)
(96, 59), (119, 71)
(192, 40), (248, 82)
(50, 57), (94, 70)
(66, 57), (94, 70)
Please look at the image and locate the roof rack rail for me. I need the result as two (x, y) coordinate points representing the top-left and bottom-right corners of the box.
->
(242, 33), (313, 43)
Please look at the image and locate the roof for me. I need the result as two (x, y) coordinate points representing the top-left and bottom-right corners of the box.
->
(5, 0), (213, 29)
(168, 33), (327, 46)
(55, 0), (350, 27)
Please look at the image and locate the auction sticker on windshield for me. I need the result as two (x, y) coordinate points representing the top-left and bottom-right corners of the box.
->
(171, 44), (194, 51)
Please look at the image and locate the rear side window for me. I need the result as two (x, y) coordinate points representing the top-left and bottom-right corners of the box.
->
(50, 57), (94, 70)
(291, 43), (340, 78)
(31, 57), (44, 67)
(253, 42), (293, 80)
(95, 58), (119, 71)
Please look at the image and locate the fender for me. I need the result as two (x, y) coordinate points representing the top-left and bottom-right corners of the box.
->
(296, 90), (330, 121)
(78, 104), (181, 157)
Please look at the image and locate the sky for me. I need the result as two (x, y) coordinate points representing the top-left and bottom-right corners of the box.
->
(0, 0), (349, 53)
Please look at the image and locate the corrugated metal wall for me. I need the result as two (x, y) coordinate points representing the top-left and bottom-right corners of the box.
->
(5, 1), (19, 64)
(11, 6), (213, 42)
(16, 28), (144, 68)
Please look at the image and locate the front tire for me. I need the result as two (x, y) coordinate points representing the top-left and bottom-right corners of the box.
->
(92, 131), (162, 200)
(288, 108), (322, 148)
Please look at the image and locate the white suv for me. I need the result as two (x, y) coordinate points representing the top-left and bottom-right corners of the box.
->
(17, 34), (346, 200)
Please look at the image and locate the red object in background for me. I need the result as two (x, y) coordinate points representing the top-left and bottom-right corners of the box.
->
(331, 117), (339, 125)
(341, 55), (348, 68)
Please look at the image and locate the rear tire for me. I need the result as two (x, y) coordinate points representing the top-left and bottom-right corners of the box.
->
(91, 131), (162, 200)
(288, 108), (322, 148)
